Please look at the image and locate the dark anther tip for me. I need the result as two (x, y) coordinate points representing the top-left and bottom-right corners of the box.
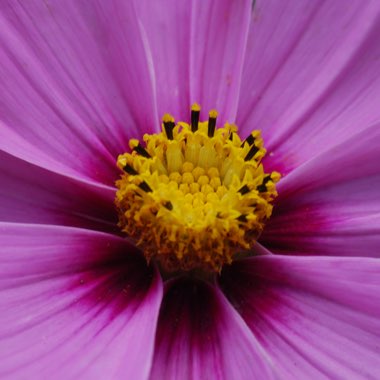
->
(138, 181), (152, 192)
(256, 176), (272, 193)
(244, 145), (259, 161)
(164, 121), (175, 140)
(134, 144), (151, 158)
(256, 184), (267, 193)
(191, 104), (201, 132)
(238, 184), (250, 195)
(237, 214), (248, 222)
(163, 201), (173, 210)
(208, 110), (218, 137)
(123, 164), (138, 175)
(241, 133), (255, 147)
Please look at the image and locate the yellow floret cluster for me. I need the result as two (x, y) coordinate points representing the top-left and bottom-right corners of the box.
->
(115, 105), (280, 273)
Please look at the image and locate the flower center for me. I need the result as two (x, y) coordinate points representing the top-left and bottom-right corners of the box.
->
(115, 104), (280, 273)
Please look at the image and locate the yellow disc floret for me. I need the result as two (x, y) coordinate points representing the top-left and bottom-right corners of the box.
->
(115, 105), (280, 273)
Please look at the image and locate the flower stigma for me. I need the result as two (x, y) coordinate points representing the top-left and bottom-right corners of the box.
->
(115, 104), (280, 274)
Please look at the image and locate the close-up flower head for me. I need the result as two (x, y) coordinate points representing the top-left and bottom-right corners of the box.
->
(1, 0), (380, 379)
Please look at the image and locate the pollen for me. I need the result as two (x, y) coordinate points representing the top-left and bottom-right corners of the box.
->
(115, 104), (280, 273)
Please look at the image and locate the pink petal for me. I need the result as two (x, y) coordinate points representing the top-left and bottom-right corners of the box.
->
(261, 124), (380, 257)
(237, 0), (380, 173)
(221, 255), (380, 379)
(0, 223), (130, 279)
(262, 174), (380, 257)
(0, 224), (163, 379)
(149, 278), (274, 380)
(136, 0), (252, 123)
(0, 0), (158, 184)
(277, 124), (380, 194)
(0, 151), (116, 231)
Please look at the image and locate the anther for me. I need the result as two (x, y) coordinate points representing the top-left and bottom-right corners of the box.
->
(241, 133), (255, 147)
(163, 114), (175, 140)
(163, 201), (173, 210)
(257, 175), (272, 193)
(238, 184), (250, 195)
(244, 144), (259, 161)
(138, 181), (152, 192)
(123, 164), (138, 175)
(191, 103), (201, 132)
(208, 110), (218, 137)
(237, 214), (248, 222)
(134, 144), (151, 158)
(229, 124), (237, 141)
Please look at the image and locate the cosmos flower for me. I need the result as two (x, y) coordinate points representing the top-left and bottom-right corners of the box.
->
(1, 0), (380, 379)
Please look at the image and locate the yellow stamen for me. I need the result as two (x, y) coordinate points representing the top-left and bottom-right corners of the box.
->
(209, 109), (218, 119)
(115, 106), (280, 273)
(162, 113), (175, 123)
(191, 103), (201, 112)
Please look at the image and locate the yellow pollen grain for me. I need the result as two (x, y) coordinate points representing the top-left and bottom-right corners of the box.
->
(158, 174), (169, 184)
(162, 113), (174, 123)
(128, 139), (140, 150)
(191, 103), (201, 112)
(169, 172), (182, 183)
(201, 184), (214, 196)
(210, 177), (221, 189)
(182, 172), (194, 184)
(168, 180), (178, 190)
(192, 167), (205, 181)
(209, 109), (218, 119)
(182, 161), (194, 173)
(179, 183), (190, 194)
(198, 175), (209, 186)
(208, 167), (219, 178)
(115, 105), (280, 273)
(189, 182), (200, 194)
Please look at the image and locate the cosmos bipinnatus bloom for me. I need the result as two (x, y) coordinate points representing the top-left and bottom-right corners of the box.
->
(1, 1), (380, 379)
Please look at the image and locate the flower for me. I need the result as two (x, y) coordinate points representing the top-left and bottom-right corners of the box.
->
(1, 0), (380, 379)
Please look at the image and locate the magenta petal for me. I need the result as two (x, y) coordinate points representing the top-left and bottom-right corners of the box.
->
(277, 124), (380, 195)
(0, 224), (163, 379)
(0, 151), (116, 231)
(221, 256), (380, 379)
(0, 223), (132, 279)
(136, 0), (251, 122)
(262, 124), (380, 257)
(262, 174), (380, 257)
(0, 0), (158, 184)
(149, 278), (274, 380)
(238, 0), (380, 172)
